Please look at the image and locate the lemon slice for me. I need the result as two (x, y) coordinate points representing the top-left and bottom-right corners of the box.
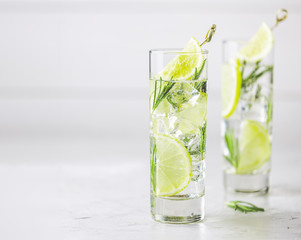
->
(237, 120), (271, 174)
(152, 135), (192, 196)
(158, 37), (204, 80)
(222, 59), (242, 118)
(238, 22), (274, 63)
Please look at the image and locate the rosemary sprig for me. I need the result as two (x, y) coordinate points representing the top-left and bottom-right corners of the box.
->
(150, 141), (157, 189)
(152, 77), (175, 111)
(194, 79), (207, 93)
(193, 59), (207, 92)
(226, 201), (264, 213)
(224, 129), (239, 168)
(153, 80), (158, 108)
(266, 94), (273, 127)
(240, 60), (246, 78)
(254, 84), (262, 100)
(152, 58), (207, 111)
(241, 61), (273, 91)
(193, 59), (207, 80)
(199, 122), (207, 160)
(242, 61), (260, 87)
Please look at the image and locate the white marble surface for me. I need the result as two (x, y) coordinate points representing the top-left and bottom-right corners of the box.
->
(0, 147), (300, 240)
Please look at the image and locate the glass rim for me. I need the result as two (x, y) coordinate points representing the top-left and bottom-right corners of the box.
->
(149, 48), (208, 55)
(149, 77), (207, 83)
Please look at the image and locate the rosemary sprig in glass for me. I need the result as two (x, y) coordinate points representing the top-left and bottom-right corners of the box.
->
(266, 94), (273, 127)
(152, 77), (175, 111)
(199, 121), (207, 160)
(241, 60), (273, 92)
(224, 129), (239, 168)
(193, 59), (207, 92)
(150, 141), (157, 189)
(226, 201), (264, 213)
(152, 58), (207, 111)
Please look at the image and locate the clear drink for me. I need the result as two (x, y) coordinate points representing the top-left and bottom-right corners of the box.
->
(222, 40), (273, 193)
(149, 47), (208, 223)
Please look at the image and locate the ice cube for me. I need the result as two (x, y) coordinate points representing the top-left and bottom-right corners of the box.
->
(179, 133), (200, 156)
(167, 83), (199, 110)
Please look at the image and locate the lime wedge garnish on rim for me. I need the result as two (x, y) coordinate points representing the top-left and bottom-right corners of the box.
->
(237, 120), (271, 174)
(222, 59), (242, 118)
(158, 37), (204, 80)
(152, 135), (192, 196)
(238, 22), (274, 63)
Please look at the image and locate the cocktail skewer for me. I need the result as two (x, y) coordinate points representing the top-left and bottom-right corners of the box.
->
(271, 9), (288, 30)
(200, 24), (216, 47)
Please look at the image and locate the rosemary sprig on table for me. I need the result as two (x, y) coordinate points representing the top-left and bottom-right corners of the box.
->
(152, 77), (175, 111)
(199, 121), (207, 160)
(227, 201), (264, 213)
(224, 129), (239, 168)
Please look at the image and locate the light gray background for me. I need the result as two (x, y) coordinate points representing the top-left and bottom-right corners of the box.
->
(0, 0), (300, 239)
(0, 0), (300, 164)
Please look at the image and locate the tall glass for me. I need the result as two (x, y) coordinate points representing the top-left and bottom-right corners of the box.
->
(149, 49), (208, 223)
(222, 41), (273, 193)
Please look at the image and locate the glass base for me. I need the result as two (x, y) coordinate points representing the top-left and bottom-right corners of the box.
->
(151, 194), (205, 224)
(224, 172), (269, 194)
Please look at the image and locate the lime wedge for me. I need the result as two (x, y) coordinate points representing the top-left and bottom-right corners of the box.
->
(158, 37), (204, 80)
(152, 135), (192, 196)
(222, 59), (242, 118)
(237, 120), (271, 174)
(238, 22), (274, 63)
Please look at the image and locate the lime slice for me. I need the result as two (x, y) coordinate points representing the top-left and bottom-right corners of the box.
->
(222, 59), (242, 118)
(237, 120), (271, 174)
(238, 22), (274, 63)
(152, 135), (192, 196)
(158, 37), (204, 80)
